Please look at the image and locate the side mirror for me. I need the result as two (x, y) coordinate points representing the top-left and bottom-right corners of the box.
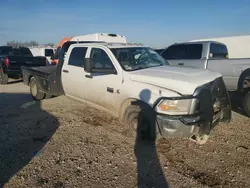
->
(84, 58), (93, 73)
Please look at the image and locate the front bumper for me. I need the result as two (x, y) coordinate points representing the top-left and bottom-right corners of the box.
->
(156, 77), (231, 138)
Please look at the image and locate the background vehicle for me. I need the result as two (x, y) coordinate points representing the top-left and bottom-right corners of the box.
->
(52, 37), (72, 65)
(30, 47), (56, 64)
(22, 41), (231, 144)
(153, 48), (165, 54)
(0, 46), (47, 84)
(191, 35), (250, 58)
(51, 33), (127, 65)
(159, 41), (250, 116)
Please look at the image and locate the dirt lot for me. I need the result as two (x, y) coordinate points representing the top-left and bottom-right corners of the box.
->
(0, 81), (250, 188)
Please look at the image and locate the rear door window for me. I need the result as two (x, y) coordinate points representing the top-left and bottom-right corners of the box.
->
(68, 47), (87, 67)
(209, 43), (228, 59)
(161, 44), (202, 59)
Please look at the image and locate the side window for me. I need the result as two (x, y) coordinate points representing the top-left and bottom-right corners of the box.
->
(68, 47), (87, 67)
(20, 48), (32, 56)
(185, 44), (202, 59)
(162, 45), (186, 59)
(161, 44), (202, 60)
(90, 48), (114, 69)
(209, 43), (228, 59)
(45, 49), (54, 57)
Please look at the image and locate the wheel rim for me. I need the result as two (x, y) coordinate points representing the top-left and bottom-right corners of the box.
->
(129, 114), (149, 137)
(130, 116), (139, 136)
(30, 80), (38, 97)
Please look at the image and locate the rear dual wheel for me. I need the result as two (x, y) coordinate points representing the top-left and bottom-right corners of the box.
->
(29, 77), (45, 100)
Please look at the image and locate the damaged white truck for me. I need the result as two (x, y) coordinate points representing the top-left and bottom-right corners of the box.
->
(22, 41), (231, 144)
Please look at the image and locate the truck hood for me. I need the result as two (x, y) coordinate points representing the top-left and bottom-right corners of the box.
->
(128, 65), (222, 95)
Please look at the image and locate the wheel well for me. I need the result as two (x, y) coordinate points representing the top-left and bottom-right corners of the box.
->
(28, 75), (34, 85)
(238, 68), (250, 91)
(119, 98), (152, 120)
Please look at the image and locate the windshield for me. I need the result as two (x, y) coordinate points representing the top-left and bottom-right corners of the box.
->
(111, 47), (169, 71)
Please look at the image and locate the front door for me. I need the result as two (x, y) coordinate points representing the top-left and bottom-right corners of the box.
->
(84, 47), (122, 113)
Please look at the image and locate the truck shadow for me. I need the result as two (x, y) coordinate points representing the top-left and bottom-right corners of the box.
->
(134, 89), (169, 188)
(229, 91), (249, 117)
(0, 93), (59, 186)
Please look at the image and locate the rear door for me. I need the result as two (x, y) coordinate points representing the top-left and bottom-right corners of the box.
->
(61, 46), (88, 100)
(161, 44), (203, 68)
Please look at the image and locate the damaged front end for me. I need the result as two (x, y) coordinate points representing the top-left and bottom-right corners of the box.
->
(156, 77), (231, 144)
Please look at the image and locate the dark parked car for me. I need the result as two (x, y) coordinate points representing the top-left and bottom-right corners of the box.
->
(0, 46), (47, 84)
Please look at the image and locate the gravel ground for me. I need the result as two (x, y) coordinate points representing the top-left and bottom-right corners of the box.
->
(0, 81), (250, 188)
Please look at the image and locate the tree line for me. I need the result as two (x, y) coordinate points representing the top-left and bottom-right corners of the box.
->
(6, 40), (55, 48)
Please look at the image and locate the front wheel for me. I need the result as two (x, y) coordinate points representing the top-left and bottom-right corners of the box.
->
(29, 77), (45, 100)
(243, 91), (250, 117)
(123, 104), (160, 141)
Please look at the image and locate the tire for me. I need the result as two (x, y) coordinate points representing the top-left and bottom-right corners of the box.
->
(0, 69), (8, 85)
(29, 77), (45, 100)
(243, 91), (250, 117)
(123, 103), (160, 141)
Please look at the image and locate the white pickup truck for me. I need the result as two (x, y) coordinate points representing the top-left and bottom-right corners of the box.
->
(22, 41), (231, 144)
(159, 41), (250, 116)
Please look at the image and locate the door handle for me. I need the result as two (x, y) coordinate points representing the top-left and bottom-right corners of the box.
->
(107, 87), (114, 93)
(178, 63), (184, 66)
(63, 69), (69, 73)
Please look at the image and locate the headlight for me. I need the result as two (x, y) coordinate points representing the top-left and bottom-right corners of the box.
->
(155, 98), (198, 115)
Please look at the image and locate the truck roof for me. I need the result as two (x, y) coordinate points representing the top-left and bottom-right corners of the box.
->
(70, 42), (145, 49)
(71, 33), (127, 43)
(172, 40), (226, 46)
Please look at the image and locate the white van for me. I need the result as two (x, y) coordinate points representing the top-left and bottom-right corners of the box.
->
(29, 47), (56, 64)
(191, 35), (250, 58)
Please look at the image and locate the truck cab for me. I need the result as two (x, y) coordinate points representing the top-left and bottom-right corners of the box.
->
(160, 41), (228, 69)
(51, 33), (127, 66)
